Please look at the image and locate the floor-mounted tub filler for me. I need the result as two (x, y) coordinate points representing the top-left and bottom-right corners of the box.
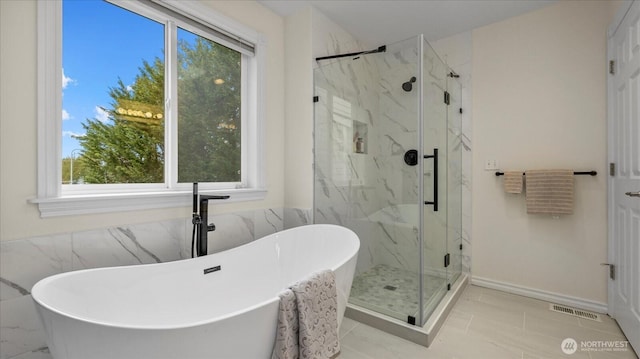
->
(32, 224), (360, 359)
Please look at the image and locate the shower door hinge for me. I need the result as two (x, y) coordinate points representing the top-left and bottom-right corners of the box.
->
(313, 96), (319, 103)
(459, 108), (463, 114)
(609, 162), (616, 176)
(609, 60), (615, 75)
(444, 253), (450, 268)
(459, 243), (463, 251)
(447, 283), (451, 291)
(444, 91), (450, 105)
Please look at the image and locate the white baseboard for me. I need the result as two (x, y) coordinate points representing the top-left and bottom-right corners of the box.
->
(471, 276), (608, 314)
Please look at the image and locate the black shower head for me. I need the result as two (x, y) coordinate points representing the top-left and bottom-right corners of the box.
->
(402, 76), (417, 92)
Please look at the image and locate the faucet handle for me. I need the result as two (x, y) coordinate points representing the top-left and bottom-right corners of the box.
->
(200, 195), (230, 201)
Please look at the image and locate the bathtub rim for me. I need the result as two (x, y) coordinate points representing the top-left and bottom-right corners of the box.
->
(31, 224), (359, 331)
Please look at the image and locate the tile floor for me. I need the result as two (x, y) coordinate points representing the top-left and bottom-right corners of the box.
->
(10, 285), (637, 359)
(349, 264), (446, 319)
(338, 285), (638, 359)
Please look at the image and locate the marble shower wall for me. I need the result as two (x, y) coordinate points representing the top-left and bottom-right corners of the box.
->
(0, 207), (309, 359)
(313, 36), (422, 275)
(376, 38), (421, 208)
(313, 35), (469, 281)
(313, 46), (386, 276)
(314, 52), (381, 223)
(371, 38), (422, 274)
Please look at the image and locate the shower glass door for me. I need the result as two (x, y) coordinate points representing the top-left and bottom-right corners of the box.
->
(420, 38), (449, 324)
(313, 36), (422, 323)
(446, 76), (463, 287)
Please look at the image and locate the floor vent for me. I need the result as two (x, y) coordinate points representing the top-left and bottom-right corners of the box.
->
(549, 304), (601, 322)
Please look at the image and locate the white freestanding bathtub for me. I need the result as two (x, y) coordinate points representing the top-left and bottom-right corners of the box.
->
(31, 224), (360, 359)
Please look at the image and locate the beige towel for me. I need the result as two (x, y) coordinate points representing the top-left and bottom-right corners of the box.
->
(525, 170), (574, 215)
(271, 270), (340, 359)
(503, 171), (524, 194)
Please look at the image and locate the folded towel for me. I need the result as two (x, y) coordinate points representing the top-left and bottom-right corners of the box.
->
(271, 270), (340, 359)
(503, 171), (523, 194)
(525, 169), (574, 215)
(271, 289), (299, 359)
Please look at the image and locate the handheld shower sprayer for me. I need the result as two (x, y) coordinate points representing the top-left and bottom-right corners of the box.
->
(191, 183), (201, 258)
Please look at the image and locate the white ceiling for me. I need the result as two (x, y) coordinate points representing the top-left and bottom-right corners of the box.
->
(258, 0), (557, 45)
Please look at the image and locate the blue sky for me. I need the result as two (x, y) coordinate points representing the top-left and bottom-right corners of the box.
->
(62, 0), (164, 157)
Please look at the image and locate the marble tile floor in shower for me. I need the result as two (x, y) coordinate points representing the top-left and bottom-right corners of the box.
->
(338, 285), (638, 359)
(349, 264), (447, 320)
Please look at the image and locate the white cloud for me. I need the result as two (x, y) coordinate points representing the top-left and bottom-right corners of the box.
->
(95, 106), (110, 123)
(62, 130), (85, 138)
(62, 109), (71, 121)
(126, 85), (134, 92)
(62, 69), (75, 89)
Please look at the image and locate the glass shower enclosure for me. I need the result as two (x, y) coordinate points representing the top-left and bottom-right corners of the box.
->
(313, 34), (462, 327)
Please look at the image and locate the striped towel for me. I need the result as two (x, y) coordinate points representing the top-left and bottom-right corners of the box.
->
(503, 171), (523, 194)
(525, 170), (574, 215)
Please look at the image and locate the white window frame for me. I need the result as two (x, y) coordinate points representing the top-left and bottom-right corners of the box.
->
(32, 0), (267, 217)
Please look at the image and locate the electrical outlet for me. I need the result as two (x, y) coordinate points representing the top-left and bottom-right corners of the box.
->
(485, 159), (498, 170)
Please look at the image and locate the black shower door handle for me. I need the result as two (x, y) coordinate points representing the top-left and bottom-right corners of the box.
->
(424, 148), (438, 212)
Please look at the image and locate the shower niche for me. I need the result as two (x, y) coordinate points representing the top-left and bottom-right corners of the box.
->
(353, 121), (367, 154)
(313, 34), (465, 346)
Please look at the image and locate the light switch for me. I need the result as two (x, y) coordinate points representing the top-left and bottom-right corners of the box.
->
(484, 159), (498, 170)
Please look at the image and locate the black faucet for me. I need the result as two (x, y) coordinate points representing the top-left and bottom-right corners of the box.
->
(192, 183), (230, 257)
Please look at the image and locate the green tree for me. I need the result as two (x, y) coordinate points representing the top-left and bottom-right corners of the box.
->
(75, 37), (241, 184)
(78, 58), (165, 184)
(177, 38), (241, 183)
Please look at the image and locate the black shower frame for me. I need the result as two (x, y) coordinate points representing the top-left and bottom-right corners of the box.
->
(315, 45), (387, 62)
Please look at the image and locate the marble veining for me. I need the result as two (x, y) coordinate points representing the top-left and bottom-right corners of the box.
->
(1, 207), (295, 359)
(0, 234), (72, 302)
(314, 33), (471, 324)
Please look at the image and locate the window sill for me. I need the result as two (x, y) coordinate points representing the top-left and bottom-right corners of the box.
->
(29, 188), (267, 218)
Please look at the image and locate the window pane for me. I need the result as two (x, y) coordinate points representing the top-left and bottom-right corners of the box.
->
(177, 28), (241, 183)
(62, 1), (165, 184)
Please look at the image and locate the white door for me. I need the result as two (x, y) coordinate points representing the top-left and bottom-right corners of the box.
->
(608, 0), (640, 352)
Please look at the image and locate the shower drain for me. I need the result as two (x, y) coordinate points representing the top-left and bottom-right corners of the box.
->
(384, 285), (398, 291)
(549, 304), (601, 322)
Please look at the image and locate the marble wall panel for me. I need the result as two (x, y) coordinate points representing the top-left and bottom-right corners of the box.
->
(0, 207), (285, 359)
(0, 296), (47, 359)
(283, 208), (311, 229)
(0, 234), (72, 302)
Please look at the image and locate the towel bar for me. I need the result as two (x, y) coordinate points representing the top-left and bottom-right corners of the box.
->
(495, 171), (597, 177)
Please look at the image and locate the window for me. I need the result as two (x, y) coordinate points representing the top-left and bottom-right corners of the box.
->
(35, 0), (266, 217)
